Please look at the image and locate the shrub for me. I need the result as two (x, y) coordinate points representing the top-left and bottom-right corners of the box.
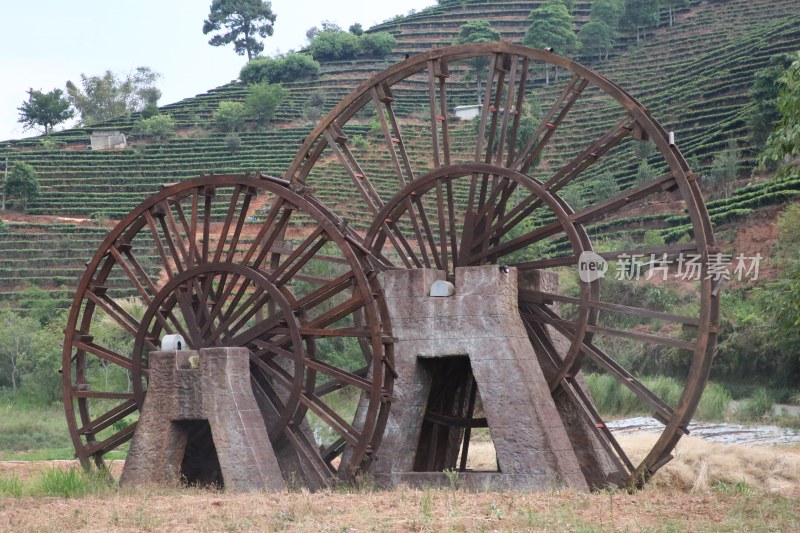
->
(239, 53), (320, 84)
(225, 132), (242, 153)
(245, 82), (286, 126)
(359, 32), (396, 58)
(736, 388), (774, 422)
(213, 100), (247, 132)
(309, 30), (362, 61)
(129, 114), (175, 140)
(696, 382), (733, 420)
(5, 162), (39, 210)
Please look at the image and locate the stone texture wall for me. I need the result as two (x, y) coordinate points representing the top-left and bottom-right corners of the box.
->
(120, 347), (285, 492)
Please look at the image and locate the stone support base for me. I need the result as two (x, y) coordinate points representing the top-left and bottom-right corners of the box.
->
(370, 266), (621, 491)
(120, 347), (285, 492)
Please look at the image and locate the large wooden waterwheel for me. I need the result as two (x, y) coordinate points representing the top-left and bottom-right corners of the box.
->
(62, 174), (394, 486)
(285, 43), (719, 487)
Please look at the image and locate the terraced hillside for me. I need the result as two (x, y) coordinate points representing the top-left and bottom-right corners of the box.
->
(1, 0), (799, 310)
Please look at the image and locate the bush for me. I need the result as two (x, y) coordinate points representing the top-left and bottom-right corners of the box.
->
(696, 382), (733, 420)
(129, 114), (175, 140)
(5, 162), (39, 210)
(239, 53), (320, 84)
(225, 132), (242, 153)
(245, 82), (286, 126)
(213, 100), (247, 132)
(736, 388), (774, 422)
(309, 30), (362, 61)
(359, 32), (396, 58)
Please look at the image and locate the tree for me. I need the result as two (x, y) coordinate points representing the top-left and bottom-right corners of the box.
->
(621, 0), (660, 44)
(309, 30), (362, 61)
(349, 23), (364, 36)
(524, 0), (577, 82)
(66, 67), (161, 125)
(578, 20), (615, 61)
(455, 20), (501, 101)
(5, 162), (38, 210)
(213, 101), (248, 132)
(202, 0), (277, 60)
(0, 308), (42, 392)
(663, 0), (688, 27)
(240, 53), (320, 84)
(245, 82), (286, 126)
(748, 53), (795, 152)
(17, 88), (73, 135)
(709, 139), (740, 197)
(360, 32), (397, 58)
(591, 0), (624, 28)
(760, 52), (800, 178)
(129, 114), (176, 140)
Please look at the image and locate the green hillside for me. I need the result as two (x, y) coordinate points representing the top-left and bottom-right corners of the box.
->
(1, 0), (799, 310)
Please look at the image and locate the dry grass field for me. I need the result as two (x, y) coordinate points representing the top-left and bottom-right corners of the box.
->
(0, 434), (798, 532)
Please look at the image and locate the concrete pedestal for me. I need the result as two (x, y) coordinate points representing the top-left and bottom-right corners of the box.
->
(120, 347), (285, 492)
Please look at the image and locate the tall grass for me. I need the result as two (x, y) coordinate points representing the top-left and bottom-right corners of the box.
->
(735, 388), (774, 422)
(584, 374), (732, 420)
(0, 467), (114, 499)
(35, 467), (112, 498)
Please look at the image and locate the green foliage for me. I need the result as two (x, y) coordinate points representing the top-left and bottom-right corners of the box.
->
(664, 0), (689, 27)
(586, 373), (733, 420)
(455, 19), (501, 45)
(591, 0), (624, 28)
(5, 162), (39, 210)
(697, 382), (733, 420)
(202, 0), (276, 60)
(239, 53), (321, 84)
(348, 23), (364, 36)
(129, 114), (176, 140)
(17, 88), (74, 135)
(578, 20), (615, 61)
(735, 388), (774, 422)
(36, 467), (111, 498)
(709, 139), (740, 197)
(245, 82), (287, 126)
(0, 474), (22, 498)
(593, 172), (620, 202)
(213, 100), (248, 132)
(621, 0), (660, 43)
(309, 30), (362, 61)
(524, 1), (578, 56)
(455, 20), (501, 100)
(359, 32), (397, 58)
(760, 51), (800, 178)
(748, 53), (795, 153)
(636, 159), (655, 182)
(65, 67), (161, 126)
(225, 132), (242, 153)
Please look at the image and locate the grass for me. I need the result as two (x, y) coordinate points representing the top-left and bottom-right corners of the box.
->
(0, 477), (796, 532)
(0, 402), (73, 460)
(584, 373), (739, 421)
(0, 467), (112, 499)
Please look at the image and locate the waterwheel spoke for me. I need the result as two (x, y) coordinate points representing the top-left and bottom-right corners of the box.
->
(510, 242), (699, 270)
(511, 73), (589, 173)
(545, 117), (634, 194)
(523, 304), (678, 424)
(505, 56), (530, 165)
(324, 126), (383, 215)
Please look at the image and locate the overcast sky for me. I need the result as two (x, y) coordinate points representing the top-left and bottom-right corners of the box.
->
(0, 0), (435, 142)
